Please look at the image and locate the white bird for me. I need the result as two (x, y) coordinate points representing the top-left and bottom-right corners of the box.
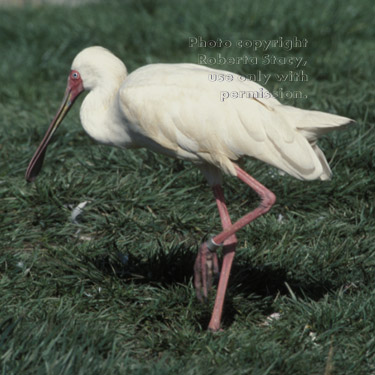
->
(26, 46), (352, 331)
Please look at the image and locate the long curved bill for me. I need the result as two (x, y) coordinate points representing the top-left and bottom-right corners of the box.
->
(25, 86), (78, 182)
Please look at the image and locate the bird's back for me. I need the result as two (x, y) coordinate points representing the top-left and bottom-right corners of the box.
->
(118, 63), (352, 182)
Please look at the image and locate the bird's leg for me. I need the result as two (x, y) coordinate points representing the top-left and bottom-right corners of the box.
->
(208, 185), (237, 331)
(211, 164), (276, 247)
(194, 185), (237, 303)
(196, 163), (276, 331)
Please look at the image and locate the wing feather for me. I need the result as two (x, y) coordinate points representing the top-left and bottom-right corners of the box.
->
(119, 63), (336, 180)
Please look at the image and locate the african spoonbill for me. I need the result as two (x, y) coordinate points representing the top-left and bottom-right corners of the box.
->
(26, 46), (352, 331)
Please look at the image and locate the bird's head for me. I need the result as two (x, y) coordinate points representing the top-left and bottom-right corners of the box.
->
(71, 46), (127, 90)
(25, 46), (126, 182)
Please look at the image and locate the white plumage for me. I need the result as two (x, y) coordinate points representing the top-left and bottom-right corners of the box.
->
(72, 46), (351, 185)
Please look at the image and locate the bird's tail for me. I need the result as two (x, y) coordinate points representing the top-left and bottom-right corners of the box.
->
(275, 105), (353, 181)
(279, 105), (354, 143)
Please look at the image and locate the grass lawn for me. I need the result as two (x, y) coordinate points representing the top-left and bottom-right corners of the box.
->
(0, 0), (374, 373)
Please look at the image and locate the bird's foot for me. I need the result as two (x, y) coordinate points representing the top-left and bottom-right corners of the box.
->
(194, 240), (220, 302)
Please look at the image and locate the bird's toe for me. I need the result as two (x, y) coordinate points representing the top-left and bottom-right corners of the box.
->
(194, 242), (220, 302)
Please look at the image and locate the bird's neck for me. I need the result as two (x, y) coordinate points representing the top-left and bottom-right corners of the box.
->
(80, 82), (133, 148)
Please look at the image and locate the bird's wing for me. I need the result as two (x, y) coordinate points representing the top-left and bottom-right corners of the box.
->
(118, 64), (326, 180)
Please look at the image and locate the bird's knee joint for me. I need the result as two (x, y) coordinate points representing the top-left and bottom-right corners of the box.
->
(261, 191), (276, 210)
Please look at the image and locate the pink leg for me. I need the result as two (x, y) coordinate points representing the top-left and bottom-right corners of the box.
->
(207, 185), (237, 331)
(193, 184), (236, 320)
(194, 163), (276, 331)
(212, 165), (276, 246)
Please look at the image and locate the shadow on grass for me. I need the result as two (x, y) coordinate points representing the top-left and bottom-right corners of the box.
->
(220, 264), (332, 328)
(91, 244), (333, 329)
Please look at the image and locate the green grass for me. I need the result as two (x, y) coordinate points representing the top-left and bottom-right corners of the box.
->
(0, 0), (374, 374)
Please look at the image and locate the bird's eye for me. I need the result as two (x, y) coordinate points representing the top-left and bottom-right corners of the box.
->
(71, 71), (80, 80)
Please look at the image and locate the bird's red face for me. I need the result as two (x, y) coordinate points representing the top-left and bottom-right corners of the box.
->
(68, 70), (84, 100)
(25, 70), (85, 182)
